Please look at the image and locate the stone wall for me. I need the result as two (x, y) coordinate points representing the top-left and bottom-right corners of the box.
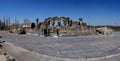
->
(2, 42), (120, 61)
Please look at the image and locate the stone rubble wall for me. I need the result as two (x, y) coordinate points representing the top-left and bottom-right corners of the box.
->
(2, 42), (120, 61)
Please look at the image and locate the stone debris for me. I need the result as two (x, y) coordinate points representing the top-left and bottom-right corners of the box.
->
(0, 41), (17, 61)
(96, 27), (113, 35)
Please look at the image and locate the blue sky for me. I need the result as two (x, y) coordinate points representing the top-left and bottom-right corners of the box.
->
(0, 0), (120, 25)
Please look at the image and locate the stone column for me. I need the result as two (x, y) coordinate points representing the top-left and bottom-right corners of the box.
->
(70, 20), (72, 27)
(79, 18), (84, 31)
(36, 18), (39, 36)
(64, 20), (67, 27)
(58, 19), (61, 28)
(52, 20), (55, 32)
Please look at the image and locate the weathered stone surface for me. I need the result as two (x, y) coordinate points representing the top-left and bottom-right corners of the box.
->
(0, 31), (120, 61)
(0, 55), (7, 61)
(96, 27), (113, 35)
(0, 31), (120, 59)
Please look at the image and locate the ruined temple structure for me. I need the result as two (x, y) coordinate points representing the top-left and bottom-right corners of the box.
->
(38, 17), (96, 37)
(7, 17), (98, 37)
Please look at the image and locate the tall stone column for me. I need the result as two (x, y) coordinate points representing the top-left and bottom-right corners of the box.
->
(39, 22), (42, 35)
(36, 18), (39, 35)
(52, 20), (55, 32)
(70, 20), (72, 27)
(79, 18), (84, 31)
(64, 20), (67, 27)
(58, 19), (61, 28)
(36, 18), (39, 29)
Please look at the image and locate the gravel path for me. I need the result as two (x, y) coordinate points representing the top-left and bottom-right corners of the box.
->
(0, 31), (120, 59)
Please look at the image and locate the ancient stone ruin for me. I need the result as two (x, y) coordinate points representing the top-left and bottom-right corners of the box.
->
(38, 17), (96, 37)
(0, 16), (112, 37)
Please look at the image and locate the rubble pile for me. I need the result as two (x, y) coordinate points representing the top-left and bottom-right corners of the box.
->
(0, 41), (17, 61)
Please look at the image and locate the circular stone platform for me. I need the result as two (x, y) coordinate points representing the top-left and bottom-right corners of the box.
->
(0, 31), (120, 59)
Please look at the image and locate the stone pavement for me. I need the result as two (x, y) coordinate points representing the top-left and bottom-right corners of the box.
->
(0, 31), (120, 59)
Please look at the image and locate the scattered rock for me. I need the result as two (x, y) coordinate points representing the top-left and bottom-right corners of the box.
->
(0, 41), (17, 61)
(0, 55), (7, 61)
